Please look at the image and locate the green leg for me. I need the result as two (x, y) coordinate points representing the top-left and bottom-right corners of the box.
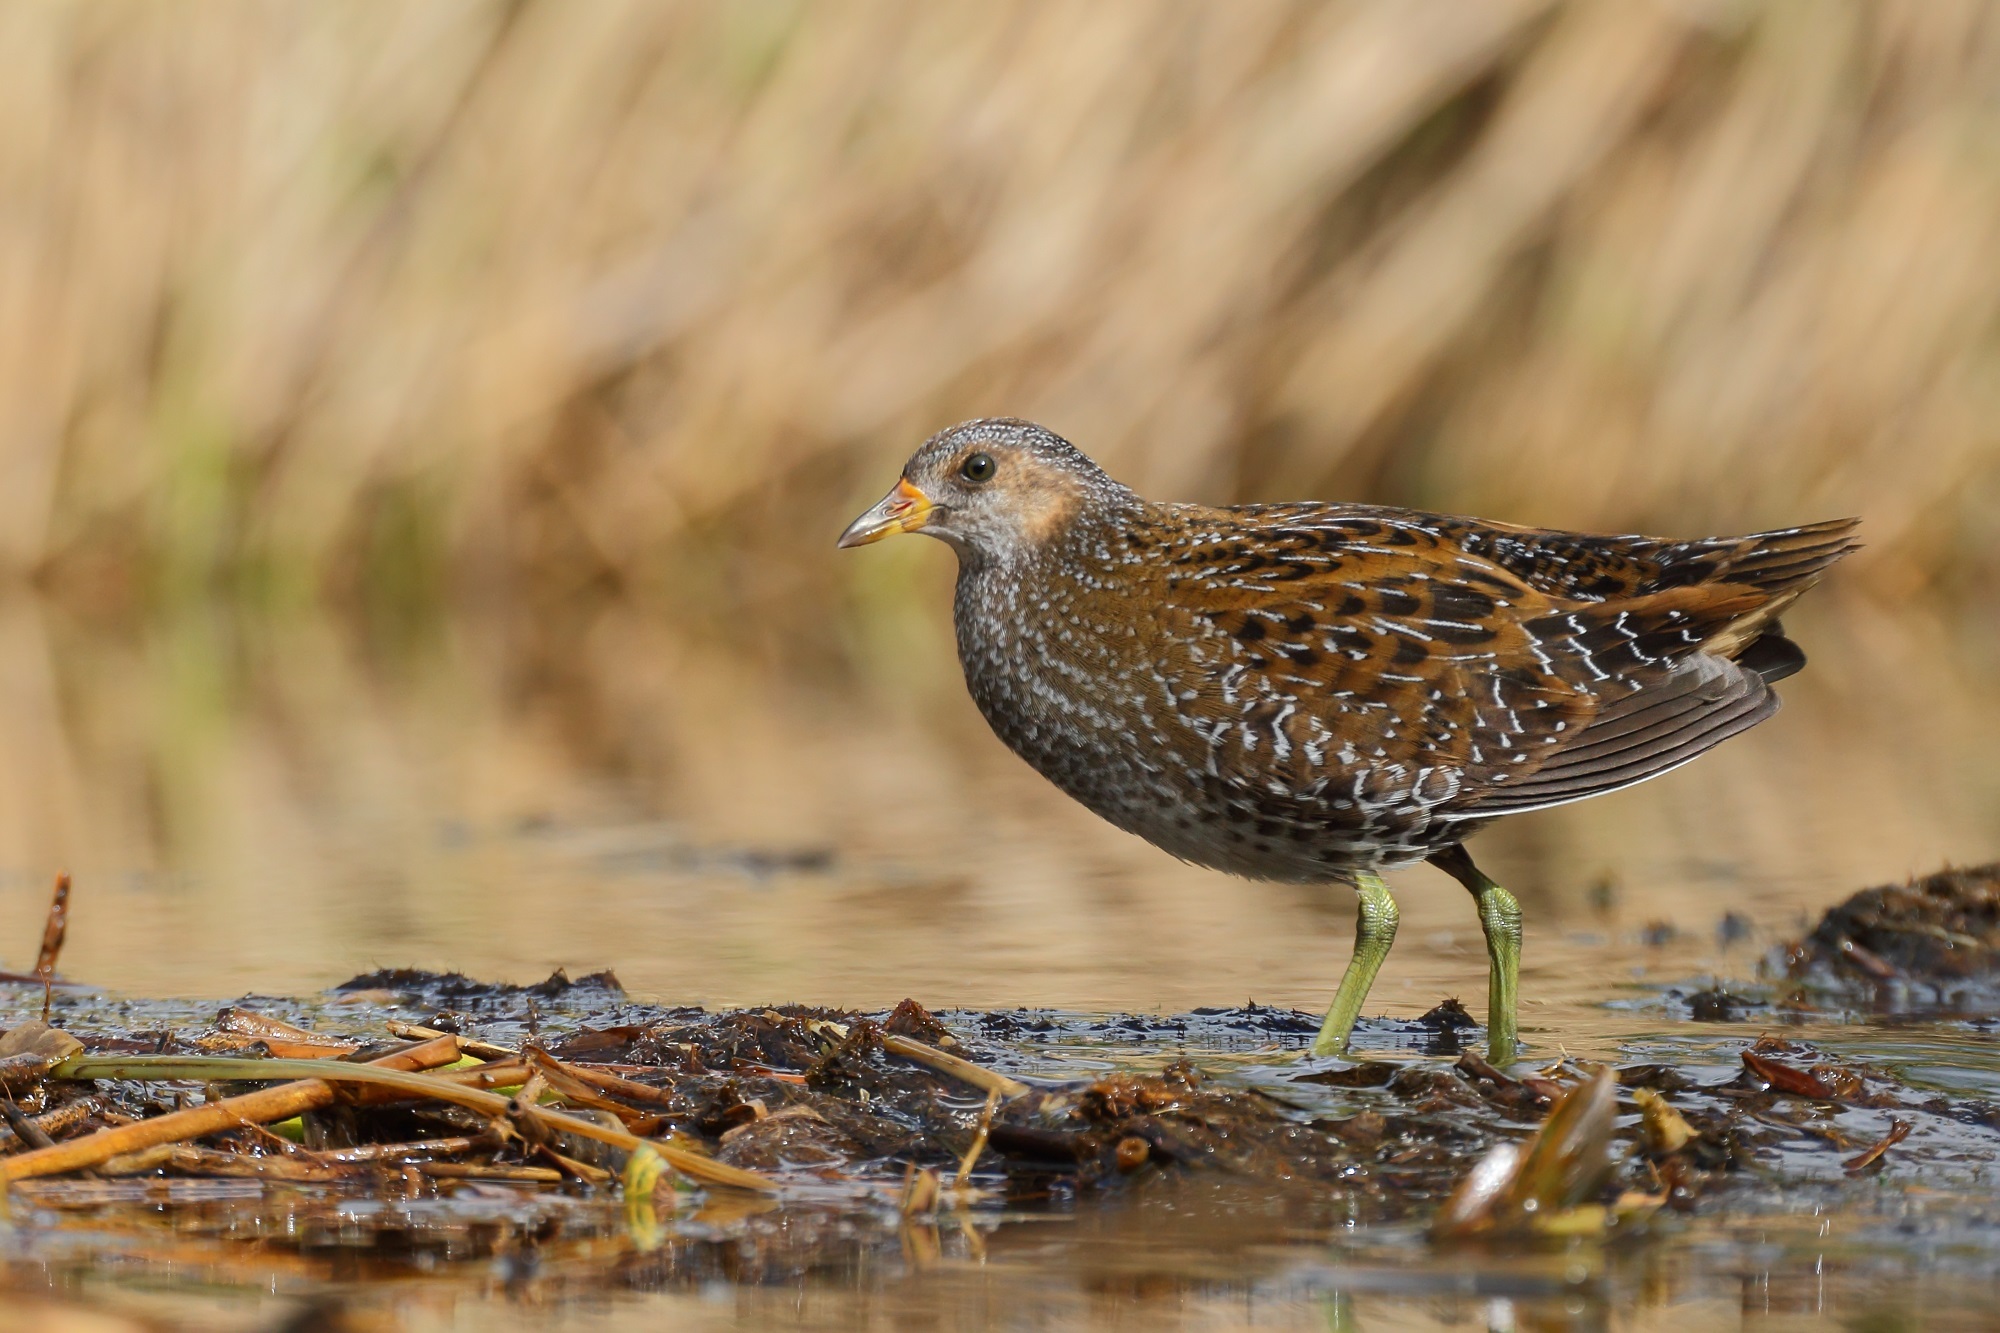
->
(1429, 845), (1522, 1065)
(1311, 872), (1399, 1058)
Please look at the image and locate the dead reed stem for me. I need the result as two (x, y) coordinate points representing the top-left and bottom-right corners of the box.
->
(808, 1021), (1029, 1101)
(11, 1048), (777, 1192)
(0, 1035), (462, 1183)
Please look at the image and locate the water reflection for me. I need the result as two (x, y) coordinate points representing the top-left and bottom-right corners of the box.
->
(7, 1176), (1999, 1329)
(1, 590), (1995, 1039)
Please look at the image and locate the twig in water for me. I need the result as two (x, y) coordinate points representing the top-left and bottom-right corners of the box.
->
(1, 1092), (56, 1151)
(15, 1050), (775, 1192)
(320, 1133), (493, 1165)
(210, 1009), (358, 1059)
(898, 1163), (941, 1216)
(421, 1162), (564, 1183)
(533, 1142), (612, 1185)
(0, 1095), (102, 1151)
(528, 1055), (680, 1108)
(954, 1088), (1000, 1189)
(0, 1036), (461, 1183)
(100, 1144), (353, 1183)
(1844, 1118), (1912, 1173)
(808, 1021), (1029, 1101)
(35, 872), (70, 1025)
(387, 1020), (516, 1061)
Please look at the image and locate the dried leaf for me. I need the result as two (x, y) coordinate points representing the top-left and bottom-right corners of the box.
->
(1433, 1065), (1617, 1240)
(1741, 1050), (1840, 1099)
(1633, 1087), (1695, 1154)
(0, 1022), (84, 1092)
(1432, 1141), (1524, 1238)
(0, 1022), (83, 1061)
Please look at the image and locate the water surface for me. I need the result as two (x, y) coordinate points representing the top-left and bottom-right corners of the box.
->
(0, 591), (1996, 1328)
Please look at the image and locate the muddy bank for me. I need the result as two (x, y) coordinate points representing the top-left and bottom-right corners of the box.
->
(3, 965), (1993, 1223)
(1786, 862), (2000, 1003)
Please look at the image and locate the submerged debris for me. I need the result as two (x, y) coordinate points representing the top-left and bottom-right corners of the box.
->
(1843, 1118), (1913, 1173)
(1679, 986), (1766, 1023)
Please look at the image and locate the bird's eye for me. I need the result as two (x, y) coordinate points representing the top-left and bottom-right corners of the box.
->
(959, 452), (996, 483)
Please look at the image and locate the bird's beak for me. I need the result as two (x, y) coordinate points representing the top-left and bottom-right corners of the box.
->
(837, 477), (937, 548)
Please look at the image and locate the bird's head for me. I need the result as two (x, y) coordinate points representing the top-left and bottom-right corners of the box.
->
(837, 418), (1127, 566)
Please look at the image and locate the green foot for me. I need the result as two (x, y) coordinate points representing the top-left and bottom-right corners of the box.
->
(1310, 872), (1399, 1058)
(1429, 846), (1522, 1066)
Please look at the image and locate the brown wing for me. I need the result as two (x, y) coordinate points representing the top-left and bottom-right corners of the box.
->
(1446, 652), (1774, 816)
(1427, 513), (1859, 814)
(1150, 505), (1855, 819)
(1401, 511), (1861, 607)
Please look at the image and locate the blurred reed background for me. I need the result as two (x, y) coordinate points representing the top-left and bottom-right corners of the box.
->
(1, 0), (1997, 1003)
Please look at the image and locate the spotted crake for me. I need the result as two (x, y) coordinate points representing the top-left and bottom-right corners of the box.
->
(840, 418), (1858, 1064)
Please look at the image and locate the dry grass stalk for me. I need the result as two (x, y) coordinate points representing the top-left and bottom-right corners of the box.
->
(387, 1020), (517, 1062)
(532, 1057), (681, 1109)
(99, 1144), (352, 1184)
(419, 1162), (565, 1184)
(320, 1134), (491, 1165)
(35, 872), (69, 1025)
(953, 1087), (1000, 1189)
(524, 1048), (666, 1127)
(425, 1060), (534, 1091)
(809, 1020), (1029, 1101)
(0, 4), (1995, 605)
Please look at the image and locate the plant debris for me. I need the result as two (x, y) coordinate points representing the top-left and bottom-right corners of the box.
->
(1432, 1067), (1630, 1240)
(0, 968), (1990, 1239)
(1787, 862), (2000, 1000)
(1843, 1118), (1913, 1173)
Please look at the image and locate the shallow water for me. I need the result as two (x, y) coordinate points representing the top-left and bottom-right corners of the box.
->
(0, 590), (1996, 1327)
(4, 980), (2000, 1331)
(5, 592), (1995, 1016)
